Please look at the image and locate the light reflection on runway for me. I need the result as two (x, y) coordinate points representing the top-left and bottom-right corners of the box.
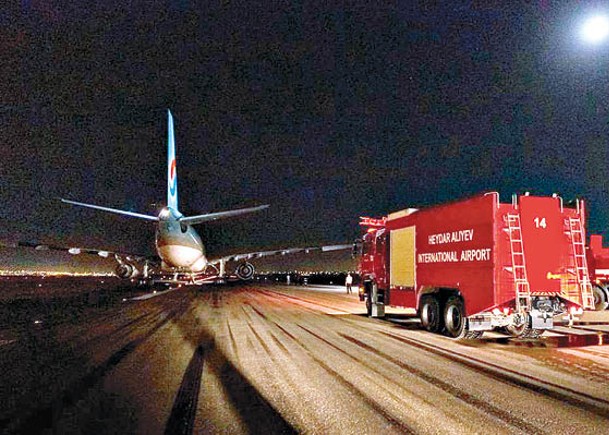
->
(2, 280), (609, 434)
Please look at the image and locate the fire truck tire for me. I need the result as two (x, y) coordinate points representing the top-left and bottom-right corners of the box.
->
(444, 296), (469, 339)
(504, 323), (526, 337)
(592, 285), (609, 311)
(522, 328), (544, 339)
(504, 314), (536, 338)
(420, 295), (443, 333)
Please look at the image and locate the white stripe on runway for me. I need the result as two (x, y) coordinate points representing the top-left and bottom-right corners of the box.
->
(129, 287), (180, 301)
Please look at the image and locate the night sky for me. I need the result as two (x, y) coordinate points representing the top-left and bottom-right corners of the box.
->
(2, 1), (609, 267)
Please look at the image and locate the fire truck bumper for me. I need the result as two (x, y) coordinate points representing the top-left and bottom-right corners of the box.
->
(469, 310), (555, 331)
(468, 314), (493, 331)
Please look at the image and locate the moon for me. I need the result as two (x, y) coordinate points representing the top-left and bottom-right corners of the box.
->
(581, 15), (609, 44)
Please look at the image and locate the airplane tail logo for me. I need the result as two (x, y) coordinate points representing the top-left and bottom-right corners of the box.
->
(167, 110), (178, 210)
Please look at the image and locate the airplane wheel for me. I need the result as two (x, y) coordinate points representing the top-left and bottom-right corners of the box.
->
(235, 262), (255, 280)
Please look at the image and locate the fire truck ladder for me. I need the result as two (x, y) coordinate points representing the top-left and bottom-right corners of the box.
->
(568, 217), (595, 309)
(507, 214), (532, 312)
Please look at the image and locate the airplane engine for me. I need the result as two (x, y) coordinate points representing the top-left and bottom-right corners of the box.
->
(235, 262), (255, 281)
(115, 263), (139, 279)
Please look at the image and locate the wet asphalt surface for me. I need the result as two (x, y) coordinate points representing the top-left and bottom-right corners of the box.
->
(3, 280), (609, 434)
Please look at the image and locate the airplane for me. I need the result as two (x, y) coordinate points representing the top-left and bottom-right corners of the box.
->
(15, 110), (351, 284)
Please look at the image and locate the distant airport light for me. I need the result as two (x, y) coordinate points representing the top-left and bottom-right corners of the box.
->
(68, 248), (81, 255)
(581, 15), (609, 44)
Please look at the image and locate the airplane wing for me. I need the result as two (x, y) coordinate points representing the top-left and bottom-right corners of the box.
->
(208, 243), (354, 265)
(1, 240), (158, 263)
(2, 239), (353, 265)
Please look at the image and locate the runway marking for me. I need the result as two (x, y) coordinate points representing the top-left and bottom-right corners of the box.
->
(129, 287), (180, 301)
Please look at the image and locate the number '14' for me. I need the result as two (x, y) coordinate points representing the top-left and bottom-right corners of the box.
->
(534, 217), (547, 229)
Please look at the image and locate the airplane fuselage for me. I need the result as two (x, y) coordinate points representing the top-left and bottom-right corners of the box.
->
(155, 207), (207, 272)
(61, 111), (267, 280)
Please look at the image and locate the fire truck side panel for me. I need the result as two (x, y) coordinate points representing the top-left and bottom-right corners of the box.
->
(389, 226), (416, 287)
(387, 194), (497, 316)
(518, 196), (566, 295)
(388, 226), (417, 308)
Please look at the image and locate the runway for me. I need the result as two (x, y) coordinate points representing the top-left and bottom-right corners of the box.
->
(3, 280), (609, 434)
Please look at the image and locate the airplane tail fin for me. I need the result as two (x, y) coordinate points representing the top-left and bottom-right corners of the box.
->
(167, 110), (178, 210)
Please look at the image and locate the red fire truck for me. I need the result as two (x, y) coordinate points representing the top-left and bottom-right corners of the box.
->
(358, 193), (595, 339)
(586, 235), (609, 310)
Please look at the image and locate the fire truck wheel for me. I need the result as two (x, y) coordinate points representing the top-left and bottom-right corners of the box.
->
(504, 314), (531, 337)
(444, 296), (468, 339)
(504, 314), (544, 339)
(420, 295), (442, 333)
(522, 328), (544, 339)
(593, 285), (609, 311)
(504, 323), (527, 337)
